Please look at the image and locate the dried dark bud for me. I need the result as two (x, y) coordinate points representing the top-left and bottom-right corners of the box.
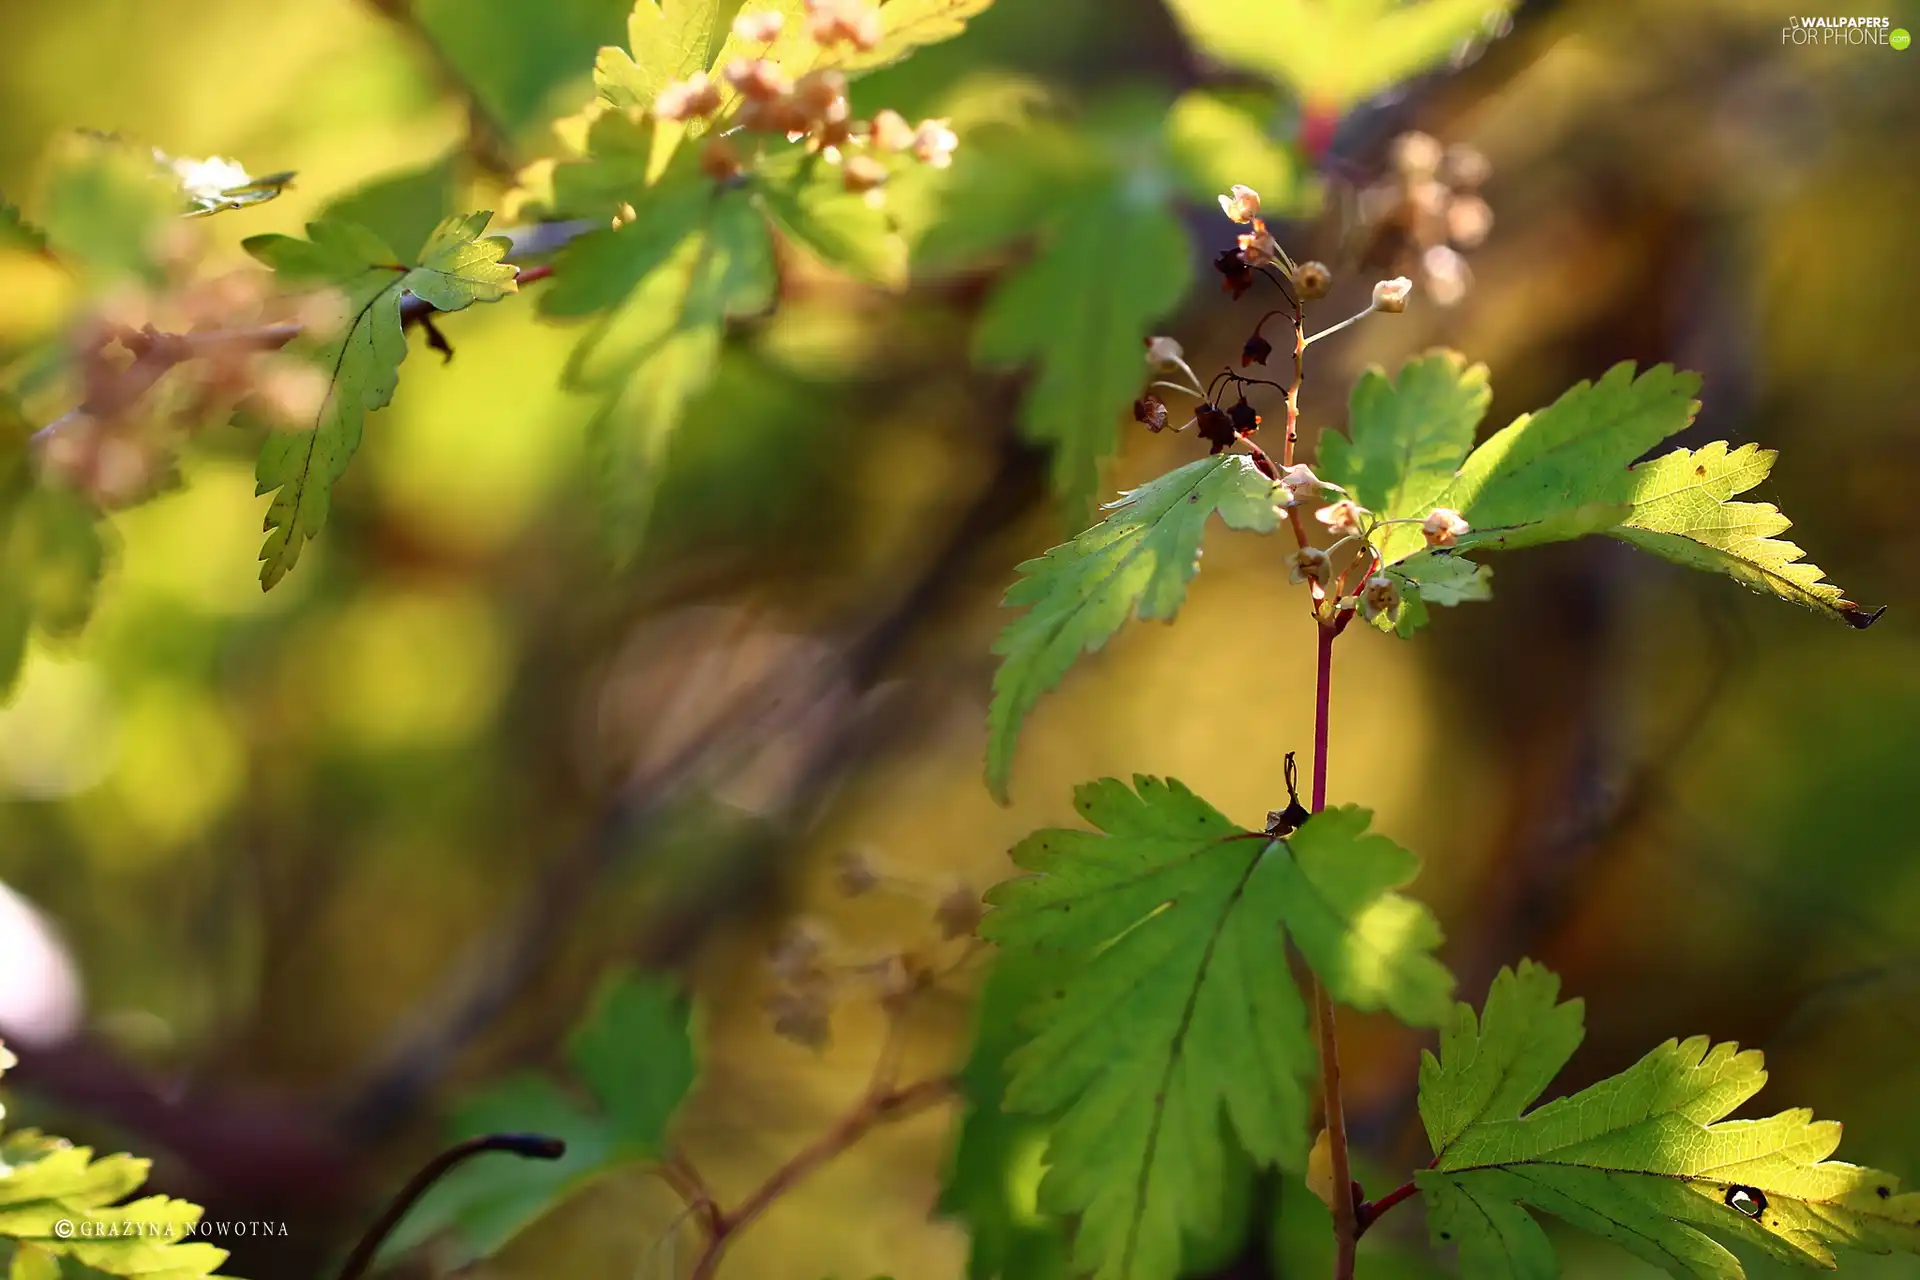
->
(1195, 405), (1237, 454)
(766, 986), (832, 1049)
(1213, 248), (1255, 300)
(1132, 393), (1169, 432)
(1241, 333), (1273, 367)
(1227, 398), (1261, 435)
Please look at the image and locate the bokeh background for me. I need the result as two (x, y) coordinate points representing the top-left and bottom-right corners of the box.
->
(2, 0), (1919, 1277)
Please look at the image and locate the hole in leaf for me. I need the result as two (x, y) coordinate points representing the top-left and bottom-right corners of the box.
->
(1725, 1185), (1766, 1219)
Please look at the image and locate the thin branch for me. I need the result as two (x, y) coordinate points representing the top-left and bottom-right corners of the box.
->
(685, 1075), (956, 1280)
(362, 0), (520, 182)
(1355, 1177), (1419, 1237)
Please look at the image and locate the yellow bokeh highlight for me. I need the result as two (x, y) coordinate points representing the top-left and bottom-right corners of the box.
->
(106, 458), (298, 616)
(309, 584), (510, 749)
(106, 682), (243, 852)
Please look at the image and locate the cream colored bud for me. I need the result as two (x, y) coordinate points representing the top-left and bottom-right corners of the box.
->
(700, 137), (744, 182)
(1291, 260), (1332, 301)
(842, 153), (888, 195)
(732, 9), (785, 42)
(723, 57), (791, 102)
(1371, 276), (1413, 313)
(1237, 220), (1282, 269)
(1279, 463), (1324, 506)
(654, 71), (722, 121)
(1390, 131), (1443, 177)
(1314, 499), (1369, 538)
(1422, 507), (1470, 548)
(1218, 183), (1261, 224)
(911, 118), (959, 169)
(870, 108), (915, 152)
(1143, 335), (1185, 369)
(1446, 194), (1493, 248)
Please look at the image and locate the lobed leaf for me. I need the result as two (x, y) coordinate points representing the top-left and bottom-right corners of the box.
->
(244, 212), (517, 588)
(983, 779), (1451, 1279)
(1418, 963), (1920, 1278)
(1318, 349), (1490, 542)
(985, 455), (1278, 802)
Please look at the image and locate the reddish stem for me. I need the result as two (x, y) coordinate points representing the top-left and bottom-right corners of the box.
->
(1308, 618), (1357, 1280)
(1356, 1179), (1420, 1237)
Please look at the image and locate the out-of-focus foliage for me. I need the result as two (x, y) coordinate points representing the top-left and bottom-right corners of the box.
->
(381, 971), (697, 1266)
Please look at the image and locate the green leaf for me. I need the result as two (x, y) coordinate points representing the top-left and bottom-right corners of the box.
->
(37, 134), (178, 285)
(832, 0), (998, 73)
(381, 970), (699, 1266)
(317, 153), (460, 258)
(1372, 361), (1873, 625)
(1, 398), (106, 702)
(982, 780), (1452, 1280)
(1161, 0), (1515, 108)
(1418, 962), (1920, 1279)
(549, 181), (774, 557)
(414, 0), (628, 134)
(243, 211), (517, 588)
(1318, 350), (1490, 532)
(1372, 552), (1491, 637)
(757, 151), (906, 289)
(974, 184), (1190, 510)
(565, 971), (698, 1156)
(1161, 90), (1296, 214)
(985, 455), (1278, 803)
(0, 199), (48, 253)
(376, 1076), (614, 1265)
(1612, 440), (1870, 625)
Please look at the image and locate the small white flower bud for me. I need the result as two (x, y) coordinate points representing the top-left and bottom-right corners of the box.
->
(732, 9), (785, 42)
(1422, 507), (1470, 548)
(1289, 546), (1331, 587)
(1143, 335), (1186, 369)
(1371, 276), (1413, 313)
(1314, 499), (1369, 538)
(1218, 183), (1261, 224)
(1279, 463), (1324, 507)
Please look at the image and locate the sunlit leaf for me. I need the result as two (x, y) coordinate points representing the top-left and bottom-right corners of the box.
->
(757, 150), (907, 288)
(982, 780), (1452, 1280)
(1419, 962), (1920, 1278)
(1161, 0), (1515, 108)
(1318, 349), (1490, 539)
(985, 455), (1278, 802)
(244, 212), (518, 588)
(546, 179), (774, 556)
(1161, 89), (1296, 214)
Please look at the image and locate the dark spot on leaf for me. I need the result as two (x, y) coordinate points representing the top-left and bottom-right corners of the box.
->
(1439, 1232), (1451, 1241)
(1189, 494), (1199, 503)
(1694, 464), (1707, 477)
(1880, 1186), (1892, 1199)
(1725, 1185), (1766, 1219)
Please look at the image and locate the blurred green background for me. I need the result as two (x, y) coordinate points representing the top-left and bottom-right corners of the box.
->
(2, 0), (1919, 1277)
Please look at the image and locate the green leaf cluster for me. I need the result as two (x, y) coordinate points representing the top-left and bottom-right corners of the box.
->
(1418, 962), (1920, 1278)
(1317, 352), (1873, 634)
(243, 211), (518, 589)
(0, 1041), (236, 1279)
(981, 777), (1452, 1280)
(379, 970), (698, 1266)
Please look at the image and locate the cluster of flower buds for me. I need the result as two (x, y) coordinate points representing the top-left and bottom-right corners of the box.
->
(1349, 131), (1493, 307)
(649, 4), (957, 200)
(759, 850), (983, 1049)
(35, 227), (335, 508)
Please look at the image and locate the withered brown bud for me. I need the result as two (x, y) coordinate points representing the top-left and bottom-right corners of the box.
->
(1133, 393), (1169, 432)
(1241, 333), (1273, 367)
(1213, 248), (1255, 300)
(935, 885), (984, 940)
(1227, 398), (1261, 435)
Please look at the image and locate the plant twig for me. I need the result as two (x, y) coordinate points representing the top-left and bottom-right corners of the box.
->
(1355, 1176), (1420, 1236)
(335, 1132), (565, 1280)
(684, 1075), (955, 1280)
(1310, 617), (1359, 1280)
